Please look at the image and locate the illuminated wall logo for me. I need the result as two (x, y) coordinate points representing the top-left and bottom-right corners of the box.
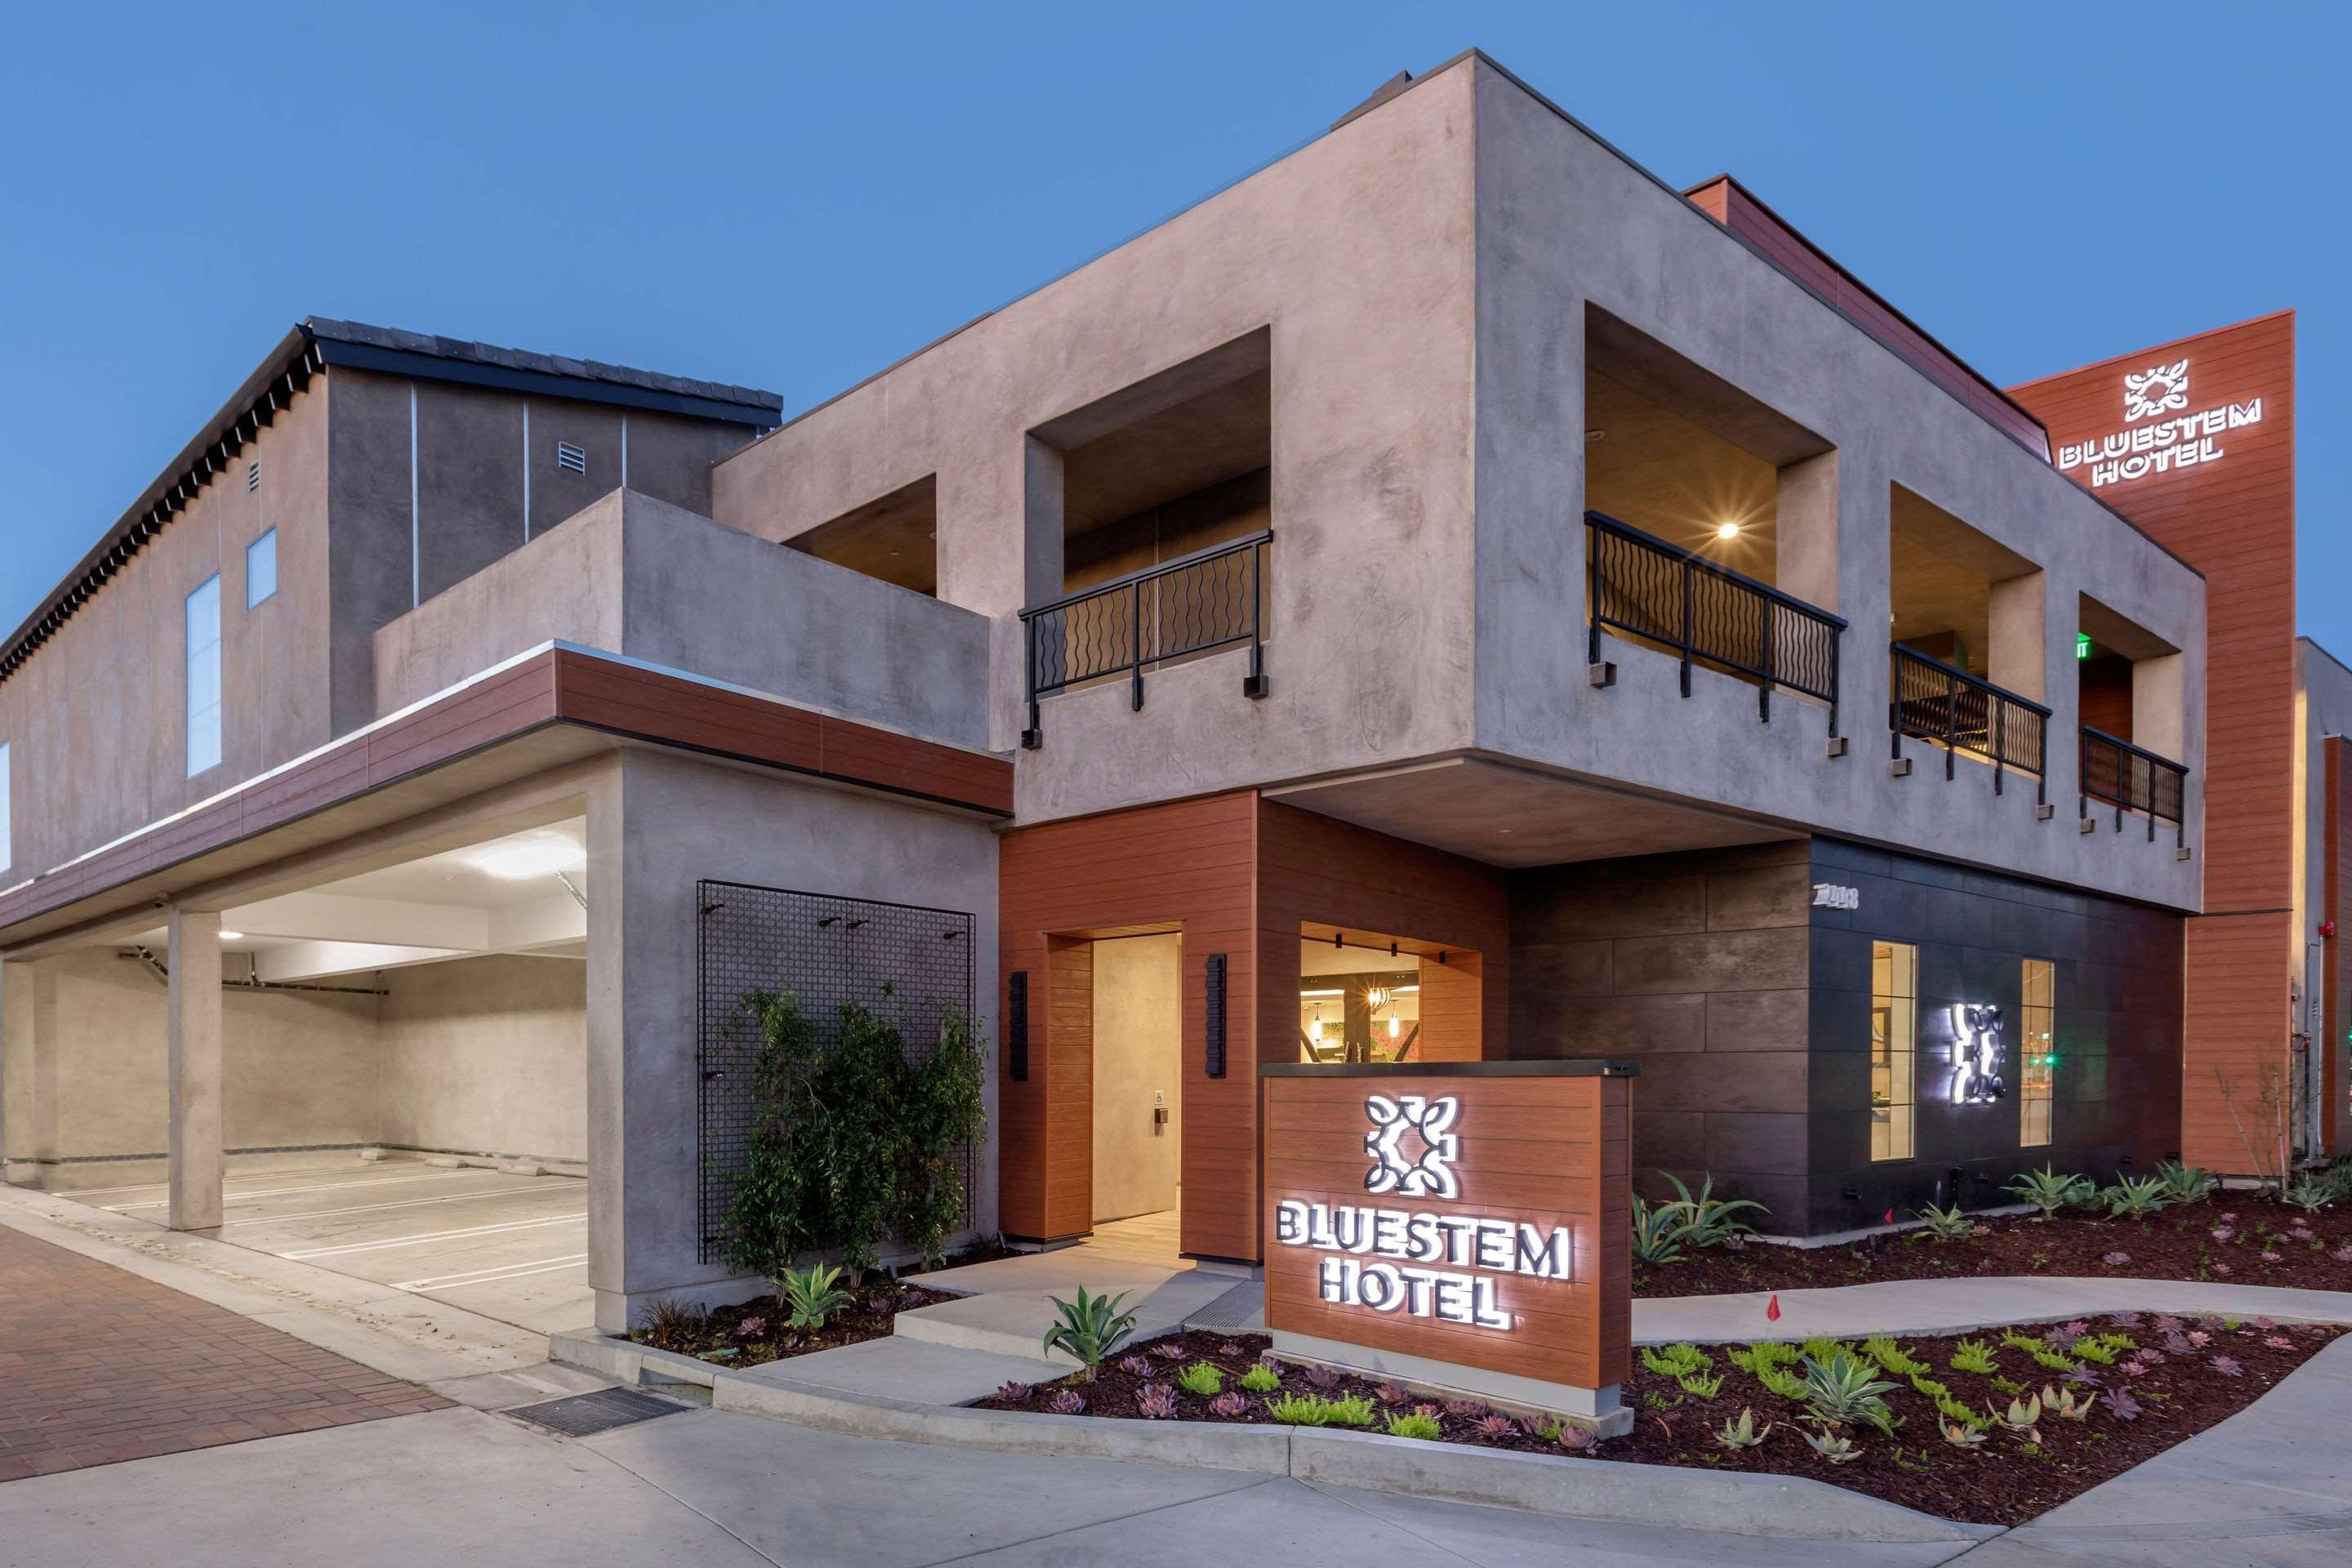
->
(2123, 359), (2190, 424)
(1363, 1094), (1459, 1199)
(2055, 354), (2263, 488)
(1948, 1002), (2007, 1106)
(1270, 1094), (1575, 1332)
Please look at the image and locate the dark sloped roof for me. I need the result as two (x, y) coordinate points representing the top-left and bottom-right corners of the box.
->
(0, 319), (782, 685)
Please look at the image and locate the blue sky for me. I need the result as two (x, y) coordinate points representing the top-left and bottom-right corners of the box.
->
(3, 2), (2342, 647)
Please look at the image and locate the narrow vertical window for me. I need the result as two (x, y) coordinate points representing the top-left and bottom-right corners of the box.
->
(246, 528), (278, 608)
(185, 575), (222, 777)
(0, 741), (11, 874)
(2020, 957), (2056, 1147)
(1870, 941), (1918, 1161)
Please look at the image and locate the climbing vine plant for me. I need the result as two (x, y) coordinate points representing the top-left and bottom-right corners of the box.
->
(717, 987), (987, 1281)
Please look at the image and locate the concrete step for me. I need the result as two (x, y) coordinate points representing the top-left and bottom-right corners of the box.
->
(742, 1335), (1065, 1405)
(893, 1275), (1238, 1365)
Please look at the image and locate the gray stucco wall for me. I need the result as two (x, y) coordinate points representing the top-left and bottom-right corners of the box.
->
(376, 953), (586, 1164)
(372, 489), (993, 750)
(587, 748), (1001, 1330)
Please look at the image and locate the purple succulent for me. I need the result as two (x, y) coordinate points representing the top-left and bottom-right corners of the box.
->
(2253, 1316), (2278, 1330)
(2261, 1250), (2284, 1263)
(1475, 1414), (1518, 1440)
(2212, 1263), (2234, 1276)
(2100, 1388), (2144, 1422)
(2102, 1251), (2132, 1267)
(1135, 1384), (1178, 1420)
(2212, 1227), (2236, 1243)
(2153, 1315), (2185, 1332)
(1046, 1388), (1089, 1415)
(2333, 1245), (2352, 1263)
(1220, 1342), (1245, 1358)
(866, 1293), (893, 1316)
(1150, 1341), (1187, 1360)
(733, 1316), (768, 1339)
(2110, 1312), (2145, 1328)
(2263, 1334), (2296, 1349)
(2047, 1324), (2082, 1351)
(1372, 1383), (1410, 1404)
(1557, 1424), (1599, 1452)
(996, 1380), (1033, 1402)
(1304, 1365), (1343, 1391)
(2209, 1355), (2243, 1378)
(2188, 1329), (2212, 1348)
(1444, 1399), (1490, 1419)
(1209, 1391), (1248, 1418)
(2136, 1348), (2167, 1365)
(2065, 1365), (2103, 1387)
(1119, 1356), (1156, 1379)
(2162, 1331), (2195, 1354)
(2220, 1211), (2238, 1222)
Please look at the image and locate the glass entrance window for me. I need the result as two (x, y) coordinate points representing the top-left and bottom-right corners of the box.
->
(1871, 941), (1918, 1161)
(2020, 957), (2056, 1147)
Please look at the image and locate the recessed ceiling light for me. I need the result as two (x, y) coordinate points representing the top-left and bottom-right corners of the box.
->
(472, 840), (586, 880)
(1716, 522), (1741, 541)
(220, 930), (245, 941)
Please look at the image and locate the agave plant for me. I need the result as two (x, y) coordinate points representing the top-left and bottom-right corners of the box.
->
(1998, 1393), (2042, 1441)
(2283, 1178), (2336, 1214)
(1939, 1416), (1987, 1449)
(1659, 1172), (1770, 1247)
(2007, 1165), (2094, 1218)
(2155, 1159), (2219, 1204)
(1797, 1348), (1899, 1429)
(2102, 1176), (2175, 1219)
(1040, 1286), (1139, 1379)
(1713, 1407), (1772, 1450)
(1914, 1201), (1978, 1241)
(777, 1262), (855, 1333)
(1802, 1425), (1863, 1464)
(1630, 1192), (1693, 1265)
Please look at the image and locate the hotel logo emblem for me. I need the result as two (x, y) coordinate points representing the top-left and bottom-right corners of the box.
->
(1363, 1094), (1460, 1200)
(2123, 359), (2190, 424)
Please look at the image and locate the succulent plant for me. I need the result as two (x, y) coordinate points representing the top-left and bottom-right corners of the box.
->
(2261, 1250), (2283, 1263)
(733, 1316), (768, 1339)
(1802, 1426), (1862, 1464)
(1939, 1416), (1986, 1449)
(2210, 1355), (2244, 1378)
(2041, 1383), (2092, 1421)
(1174, 1362), (1225, 1397)
(2263, 1334), (2296, 1349)
(2161, 1332), (2195, 1356)
(1239, 1365), (1281, 1393)
(1150, 1341), (1186, 1360)
(1556, 1423), (1598, 1452)
(1713, 1407), (1772, 1450)
(1118, 1356), (1156, 1379)
(1999, 1393), (2043, 1441)
(1219, 1342), (1245, 1358)
(1304, 1364), (1343, 1392)
(1443, 1399), (1490, 1419)
(1474, 1414), (1518, 1440)
(2212, 1262), (2234, 1276)
(1046, 1388), (1088, 1415)
(2187, 1330), (2212, 1348)
(1135, 1383), (1178, 1420)
(995, 1380), (1032, 1402)
(1371, 1383), (1409, 1405)
(2101, 1251), (2132, 1266)
(1208, 1391), (1249, 1419)
(1384, 1410), (1443, 1441)
(2151, 1315), (2185, 1333)
(2252, 1316), (2278, 1330)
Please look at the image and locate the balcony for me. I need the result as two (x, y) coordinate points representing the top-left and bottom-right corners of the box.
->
(1584, 511), (1846, 733)
(1888, 644), (2047, 800)
(2079, 725), (2189, 847)
(1018, 531), (1271, 748)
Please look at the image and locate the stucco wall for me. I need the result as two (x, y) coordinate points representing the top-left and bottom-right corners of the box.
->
(588, 748), (1002, 1330)
(376, 953), (587, 1164)
(1089, 933), (1181, 1222)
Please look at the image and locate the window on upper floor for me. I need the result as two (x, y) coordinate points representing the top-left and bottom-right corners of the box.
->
(786, 474), (939, 595)
(186, 575), (222, 777)
(247, 528), (278, 608)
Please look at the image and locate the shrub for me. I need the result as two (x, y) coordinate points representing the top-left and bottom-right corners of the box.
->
(1040, 1287), (1138, 1378)
(1630, 1193), (1691, 1265)
(2103, 1176), (2174, 1218)
(1797, 1349), (1898, 1428)
(1914, 1202), (1977, 1241)
(2155, 1160), (2218, 1204)
(1240, 1364), (1281, 1393)
(2007, 1165), (2093, 1218)
(718, 991), (988, 1279)
(777, 1262), (855, 1333)
(1384, 1410), (1442, 1441)
(1174, 1362), (1225, 1397)
(1630, 1172), (1769, 1261)
(635, 1297), (708, 1352)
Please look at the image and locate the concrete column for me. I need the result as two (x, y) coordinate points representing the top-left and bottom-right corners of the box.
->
(1774, 451), (1841, 613)
(0, 959), (41, 1185)
(1987, 571), (2049, 702)
(1021, 436), (1067, 607)
(2134, 653), (2187, 761)
(584, 759), (628, 1332)
(167, 908), (224, 1231)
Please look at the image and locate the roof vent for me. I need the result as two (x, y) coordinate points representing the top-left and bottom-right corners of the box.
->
(246, 460), (261, 493)
(555, 442), (587, 475)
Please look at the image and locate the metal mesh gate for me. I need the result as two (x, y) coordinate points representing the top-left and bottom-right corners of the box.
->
(696, 880), (976, 1266)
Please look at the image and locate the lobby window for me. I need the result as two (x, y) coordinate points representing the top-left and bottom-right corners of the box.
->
(185, 575), (222, 777)
(2020, 957), (2056, 1147)
(246, 528), (278, 608)
(1870, 941), (1918, 1161)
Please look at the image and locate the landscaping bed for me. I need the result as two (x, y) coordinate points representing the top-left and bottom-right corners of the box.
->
(630, 1278), (955, 1368)
(974, 1317), (2343, 1526)
(1636, 1194), (2352, 1298)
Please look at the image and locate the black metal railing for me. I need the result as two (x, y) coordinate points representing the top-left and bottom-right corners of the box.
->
(1018, 531), (1271, 747)
(2079, 725), (2189, 845)
(1584, 511), (1846, 733)
(1889, 644), (2049, 799)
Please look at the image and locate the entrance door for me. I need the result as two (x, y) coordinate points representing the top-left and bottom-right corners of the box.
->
(1089, 933), (1182, 1223)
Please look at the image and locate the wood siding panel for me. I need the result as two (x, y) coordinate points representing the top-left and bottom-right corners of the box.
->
(1262, 1072), (1630, 1395)
(2009, 313), (2296, 1170)
(2329, 739), (2349, 1156)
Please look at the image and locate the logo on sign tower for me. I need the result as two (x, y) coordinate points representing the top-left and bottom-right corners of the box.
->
(1362, 1094), (1459, 1200)
(2123, 359), (2190, 424)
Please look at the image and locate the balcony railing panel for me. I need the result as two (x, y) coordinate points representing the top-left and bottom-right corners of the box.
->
(2079, 724), (2188, 845)
(1889, 644), (2049, 798)
(1018, 531), (1270, 747)
(1584, 511), (1846, 733)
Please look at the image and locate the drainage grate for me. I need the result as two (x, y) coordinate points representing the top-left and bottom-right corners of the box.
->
(510, 1388), (687, 1437)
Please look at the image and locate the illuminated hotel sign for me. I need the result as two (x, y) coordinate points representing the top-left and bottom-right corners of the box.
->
(1271, 1095), (1574, 1333)
(1947, 1002), (2007, 1106)
(2055, 356), (2264, 488)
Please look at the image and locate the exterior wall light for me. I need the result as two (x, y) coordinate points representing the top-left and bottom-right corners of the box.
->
(1715, 522), (1741, 541)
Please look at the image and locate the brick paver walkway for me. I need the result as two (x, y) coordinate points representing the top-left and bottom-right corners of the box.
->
(0, 1223), (448, 1481)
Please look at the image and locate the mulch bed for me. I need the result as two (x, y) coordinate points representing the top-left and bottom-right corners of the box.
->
(1635, 1195), (2352, 1299)
(974, 1317), (2343, 1527)
(630, 1279), (956, 1367)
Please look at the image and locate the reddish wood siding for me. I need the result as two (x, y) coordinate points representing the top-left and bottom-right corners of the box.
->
(1261, 1072), (1630, 1392)
(2328, 739), (2348, 1156)
(2008, 311), (2296, 1173)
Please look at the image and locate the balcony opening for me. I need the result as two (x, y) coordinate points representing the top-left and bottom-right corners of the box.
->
(2077, 593), (2187, 842)
(1018, 329), (1272, 744)
(1887, 484), (2047, 787)
(1581, 306), (1842, 728)
(784, 474), (938, 596)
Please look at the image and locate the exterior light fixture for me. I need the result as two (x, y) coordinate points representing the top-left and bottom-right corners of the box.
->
(219, 930), (244, 941)
(2075, 633), (2092, 660)
(1715, 522), (1741, 541)
(473, 839), (586, 880)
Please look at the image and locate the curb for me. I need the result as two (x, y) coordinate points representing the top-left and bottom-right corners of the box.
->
(550, 1330), (1992, 1544)
(1633, 1276), (2352, 1345)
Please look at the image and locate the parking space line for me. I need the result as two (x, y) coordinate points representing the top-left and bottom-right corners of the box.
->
(105, 1170), (486, 1210)
(217, 1181), (580, 1228)
(280, 1214), (586, 1260)
(396, 1254), (589, 1291)
(63, 1164), (371, 1200)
